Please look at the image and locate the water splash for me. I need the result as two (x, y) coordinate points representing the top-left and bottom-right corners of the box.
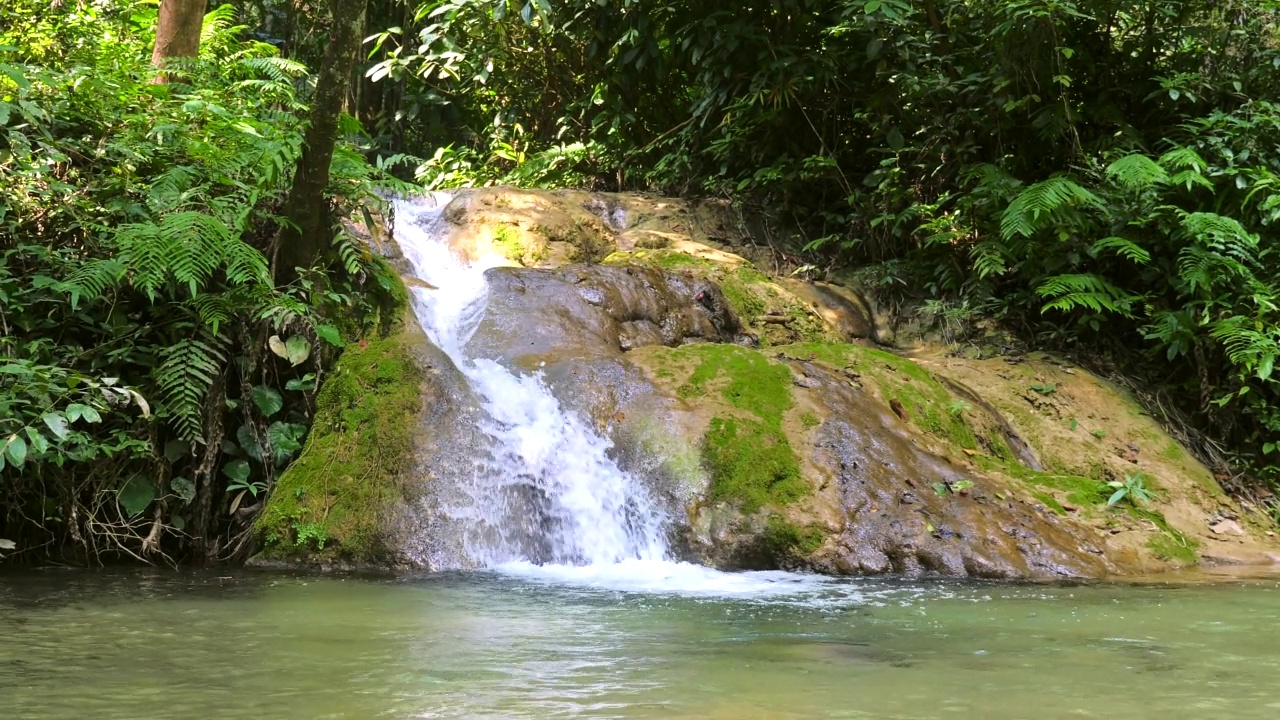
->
(394, 194), (669, 567)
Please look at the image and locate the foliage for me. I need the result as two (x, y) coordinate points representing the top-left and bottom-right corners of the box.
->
(0, 2), (409, 564)
(1106, 474), (1157, 508)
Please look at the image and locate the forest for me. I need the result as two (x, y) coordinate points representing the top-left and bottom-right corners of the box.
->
(2, 0), (1278, 565)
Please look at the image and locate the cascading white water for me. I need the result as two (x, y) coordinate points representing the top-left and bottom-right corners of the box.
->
(393, 194), (670, 568)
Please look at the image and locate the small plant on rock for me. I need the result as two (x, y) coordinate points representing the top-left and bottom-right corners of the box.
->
(1106, 473), (1156, 508)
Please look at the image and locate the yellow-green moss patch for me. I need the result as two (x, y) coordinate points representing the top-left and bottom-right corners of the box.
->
(772, 342), (978, 450)
(757, 515), (828, 562)
(653, 344), (808, 511)
(256, 331), (423, 565)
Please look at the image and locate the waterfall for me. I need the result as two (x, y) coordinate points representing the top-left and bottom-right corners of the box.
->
(393, 194), (670, 568)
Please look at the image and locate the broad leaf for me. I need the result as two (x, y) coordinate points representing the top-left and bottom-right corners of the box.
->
(314, 324), (345, 348)
(284, 336), (311, 366)
(268, 334), (289, 359)
(236, 424), (263, 462)
(250, 386), (283, 417)
(4, 434), (27, 467)
(171, 476), (196, 503)
(41, 412), (69, 440)
(222, 459), (251, 484)
(118, 475), (157, 517)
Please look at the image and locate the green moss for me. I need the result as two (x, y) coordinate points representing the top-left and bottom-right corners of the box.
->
(758, 514), (827, 560)
(1160, 440), (1186, 462)
(655, 344), (808, 511)
(256, 329), (423, 565)
(984, 428), (1014, 461)
(703, 417), (806, 511)
(1025, 472), (1108, 508)
(800, 412), (820, 428)
(493, 223), (524, 261)
(772, 342), (978, 450)
(1127, 506), (1199, 566)
(1030, 490), (1068, 516)
(1146, 529), (1199, 565)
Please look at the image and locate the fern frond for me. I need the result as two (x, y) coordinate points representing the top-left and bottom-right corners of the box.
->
(200, 4), (240, 44)
(147, 165), (199, 211)
(255, 290), (312, 330)
(223, 238), (271, 286)
(969, 240), (1008, 279)
(237, 56), (308, 83)
(333, 227), (370, 276)
(1091, 236), (1151, 264)
(1000, 176), (1103, 239)
(1174, 211), (1259, 295)
(189, 294), (233, 336)
(1210, 316), (1280, 381)
(1037, 273), (1139, 317)
(54, 258), (126, 309)
(1158, 147), (1208, 173)
(1105, 154), (1168, 190)
(154, 336), (227, 442)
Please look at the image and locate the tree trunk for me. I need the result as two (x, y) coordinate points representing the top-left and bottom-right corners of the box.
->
(277, 0), (365, 275)
(152, 0), (208, 77)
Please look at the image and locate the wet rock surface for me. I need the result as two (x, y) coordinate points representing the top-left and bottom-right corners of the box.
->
(369, 186), (1280, 578)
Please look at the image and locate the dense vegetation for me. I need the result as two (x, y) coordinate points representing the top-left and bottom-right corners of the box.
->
(3, 0), (1278, 563)
(1, 1), (407, 563)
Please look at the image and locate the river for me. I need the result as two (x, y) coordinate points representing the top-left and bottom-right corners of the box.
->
(4, 565), (1280, 719)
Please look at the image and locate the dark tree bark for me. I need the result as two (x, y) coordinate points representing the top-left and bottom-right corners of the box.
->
(152, 0), (208, 78)
(277, 0), (366, 275)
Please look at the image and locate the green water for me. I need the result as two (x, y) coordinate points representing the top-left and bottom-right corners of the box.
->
(4, 568), (1280, 719)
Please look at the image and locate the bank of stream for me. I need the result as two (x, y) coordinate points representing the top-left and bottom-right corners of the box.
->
(4, 567), (1280, 719)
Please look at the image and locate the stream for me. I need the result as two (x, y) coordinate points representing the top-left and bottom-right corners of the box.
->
(4, 567), (1280, 719)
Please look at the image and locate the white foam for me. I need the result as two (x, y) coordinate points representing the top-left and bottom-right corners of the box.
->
(491, 559), (850, 599)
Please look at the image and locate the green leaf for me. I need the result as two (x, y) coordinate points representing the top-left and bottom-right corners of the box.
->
(4, 434), (27, 467)
(236, 424), (263, 462)
(285, 374), (316, 392)
(314, 324), (345, 348)
(118, 475), (157, 517)
(932, 482), (948, 496)
(268, 421), (308, 464)
(1107, 488), (1127, 507)
(164, 439), (190, 463)
(67, 403), (102, 423)
(25, 427), (49, 455)
(171, 477), (196, 503)
(222, 459), (251, 484)
(284, 336), (311, 366)
(41, 412), (69, 440)
(250, 386), (283, 417)
(172, 515), (186, 530)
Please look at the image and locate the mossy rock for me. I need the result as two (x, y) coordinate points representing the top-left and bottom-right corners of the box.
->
(254, 328), (426, 568)
(603, 249), (835, 346)
(647, 343), (809, 512)
(770, 342), (978, 450)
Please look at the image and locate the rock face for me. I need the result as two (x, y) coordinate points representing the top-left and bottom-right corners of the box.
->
(262, 186), (1280, 576)
(252, 312), (483, 571)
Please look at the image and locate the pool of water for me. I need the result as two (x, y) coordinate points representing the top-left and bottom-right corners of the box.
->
(4, 564), (1280, 719)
